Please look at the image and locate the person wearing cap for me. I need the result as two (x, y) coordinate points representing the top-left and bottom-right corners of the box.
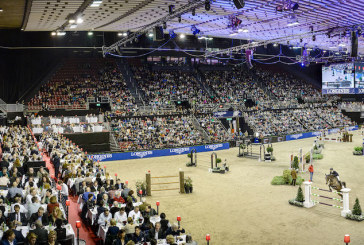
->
(330, 168), (340, 181)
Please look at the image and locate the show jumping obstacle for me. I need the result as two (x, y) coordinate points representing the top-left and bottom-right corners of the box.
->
(238, 142), (265, 161)
(289, 148), (306, 172)
(146, 170), (185, 196)
(303, 181), (351, 217)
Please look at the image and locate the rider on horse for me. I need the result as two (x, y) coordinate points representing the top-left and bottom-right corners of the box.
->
(330, 168), (340, 182)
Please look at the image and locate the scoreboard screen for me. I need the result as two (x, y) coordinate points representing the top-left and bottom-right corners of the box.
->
(322, 63), (355, 94)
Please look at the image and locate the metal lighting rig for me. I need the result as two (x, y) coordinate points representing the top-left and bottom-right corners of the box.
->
(102, 0), (205, 56)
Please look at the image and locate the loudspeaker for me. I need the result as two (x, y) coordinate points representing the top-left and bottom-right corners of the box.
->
(233, 0), (245, 9)
(153, 26), (164, 41)
(351, 31), (358, 57)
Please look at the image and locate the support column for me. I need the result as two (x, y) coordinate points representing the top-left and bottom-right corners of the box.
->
(179, 170), (185, 194)
(303, 181), (314, 208)
(341, 188), (351, 217)
(146, 172), (151, 196)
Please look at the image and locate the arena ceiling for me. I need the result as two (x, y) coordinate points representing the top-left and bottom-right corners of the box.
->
(0, 0), (26, 29)
(2, 0), (364, 54)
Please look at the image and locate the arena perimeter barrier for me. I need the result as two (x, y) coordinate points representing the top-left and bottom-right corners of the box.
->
(285, 126), (358, 141)
(88, 143), (230, 162)
(303, 181), (351, 217)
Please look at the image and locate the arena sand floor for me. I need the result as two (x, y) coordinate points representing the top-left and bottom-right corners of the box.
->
(103, 131), (364, 245)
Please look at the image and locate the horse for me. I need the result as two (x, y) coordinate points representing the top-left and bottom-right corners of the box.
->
(325, 174), (346, 197)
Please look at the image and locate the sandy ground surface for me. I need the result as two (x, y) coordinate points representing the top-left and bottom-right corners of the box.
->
(103, 131), (364, 245)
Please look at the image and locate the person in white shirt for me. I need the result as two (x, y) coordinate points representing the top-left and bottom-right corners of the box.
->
(98, 209), (112, 226)
(128, 206), (142, 223)
(11, 197), (28, 213)
(114, 207), (127, 224)
(59, 180), (69, 201)
(26, 188), (41, 204)
(28, 196), (41, 217)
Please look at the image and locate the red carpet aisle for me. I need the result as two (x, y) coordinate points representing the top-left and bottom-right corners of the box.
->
(42, 155), (98, 244)
(68, 196), (99, 245)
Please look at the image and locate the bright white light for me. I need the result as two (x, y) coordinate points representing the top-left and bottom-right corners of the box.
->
(208, 37), (213, 40)
(273, 43), (278, 47)
(0, 9), (4, 12)
(148, 33), (153, 37)
(251, 41), (258, 44)
(76, 18), (83, 24)
(90, 0), (102, 7)
(180, 34), (186, 39)
(338, 43), (346, 47)
(70, 24), (77, 29)
(123, 32), (127, 36)
(56, 32), (66, 36)
(69, 19), (75, 24)
(329, 46), (336, 49)
(293, 46), (301, 49)
(118, 33), (123, 36)
(238, 29), (249, 33)
(287, 22), (299, 27)
(229, 33), (238, 36)
(88, 31), (93, 36)
(51, 32), (56, 36)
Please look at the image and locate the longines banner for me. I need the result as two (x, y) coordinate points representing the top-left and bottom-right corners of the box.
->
(285, 125), (358, 141)
(88, 143), (230, 162)
(322, 88), (364, 94)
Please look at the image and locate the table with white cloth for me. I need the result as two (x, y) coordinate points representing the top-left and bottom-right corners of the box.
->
(69, 118), (80, 124)
(31, 118), (41, 125)
(32, 128), (44, 134)
(92, 125), (103, 132)
(86, 117), (98, 123)
(50, 118), (62, 125)
(88, 202), (142, 225)
(72, 126), (83, 133)
(53, 127), (64, 134)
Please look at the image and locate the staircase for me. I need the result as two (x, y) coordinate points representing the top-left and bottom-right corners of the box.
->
(191, 116), (210, 143)
(239, 116), (254, 135)
(105, 122), (120, 152)
(118, 59), (144, 106)
(193, 67), (218, 100)
(109, 132), (120, 152)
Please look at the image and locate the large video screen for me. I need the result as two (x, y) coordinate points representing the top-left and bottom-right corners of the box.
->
(355, 63), (364, 93)
(322, 63), (355, 94)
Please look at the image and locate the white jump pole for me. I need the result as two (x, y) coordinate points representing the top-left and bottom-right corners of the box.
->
(340, 188), (352, 217)
(303, 181), (314, 208)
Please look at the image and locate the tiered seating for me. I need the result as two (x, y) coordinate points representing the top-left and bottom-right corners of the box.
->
(244, 107), (354, 136)
(28, 58), (135, 112)
(133, 66), (212, 105)
(203, 68), (269, 108)
(197, 115), (233, 143)
(111, 116), (205, 151)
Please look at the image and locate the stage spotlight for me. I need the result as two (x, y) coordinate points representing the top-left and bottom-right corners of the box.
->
(169, 31), (177, 39)
(192, 8), (196, 16)
(191, 25), (200, 35)
(205, 0), (211, 11)
(178, 16), (181, 23)
(180, 34), (186, 39)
